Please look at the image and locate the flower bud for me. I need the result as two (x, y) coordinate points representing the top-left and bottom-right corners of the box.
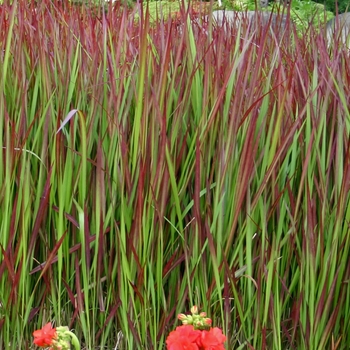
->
(56, 326), (70, 333)
(204, 318), (212, 326)
(190, 306), (198, 315)
(178, 314), (187, 321)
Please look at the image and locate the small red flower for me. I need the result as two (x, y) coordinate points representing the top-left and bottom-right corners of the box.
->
(33, 322), (57, 347)
(199, 327), (226, 350)
(166, 325), (201, 350)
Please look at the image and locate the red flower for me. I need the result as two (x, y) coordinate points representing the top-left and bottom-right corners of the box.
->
(166, 325), (201, 350)
(33, 322), (57, 347)
(199, 327), (226, 350)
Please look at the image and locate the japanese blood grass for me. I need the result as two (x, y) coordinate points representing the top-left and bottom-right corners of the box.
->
(0, 1), (349, 349)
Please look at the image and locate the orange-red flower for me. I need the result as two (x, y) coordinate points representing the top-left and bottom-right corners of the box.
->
(166, 325), (201, 350)
(167, 307), (226, 350)
(198, 327), (226, 350)
(33, 322), (57, 347)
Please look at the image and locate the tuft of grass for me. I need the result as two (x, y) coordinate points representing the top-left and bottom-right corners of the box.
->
(0, 1), (349, 349)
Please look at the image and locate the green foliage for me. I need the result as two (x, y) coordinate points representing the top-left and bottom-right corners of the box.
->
(224, 0), (334, 29)
(289, 0), (333, 27)
(314, 0), (350, 14)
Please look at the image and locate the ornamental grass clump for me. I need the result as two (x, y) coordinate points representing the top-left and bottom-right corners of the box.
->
(0, 0), (349, 349)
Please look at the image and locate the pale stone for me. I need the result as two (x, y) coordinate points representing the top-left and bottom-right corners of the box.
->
(211, 10), (288, 33)
(326, 13), (350, 48)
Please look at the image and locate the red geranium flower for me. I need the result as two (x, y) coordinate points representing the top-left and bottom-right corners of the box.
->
(33, 322), (57, 347)
(166, 325), (201, 350)
(199, 327), (226, 350)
